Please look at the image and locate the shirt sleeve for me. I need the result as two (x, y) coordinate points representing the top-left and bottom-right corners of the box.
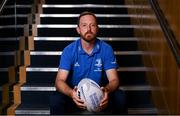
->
(103, 45), (118, 70)
(59, 47), (72, 71)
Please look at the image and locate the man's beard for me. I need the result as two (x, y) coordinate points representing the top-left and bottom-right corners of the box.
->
(81, 31), (96, 42)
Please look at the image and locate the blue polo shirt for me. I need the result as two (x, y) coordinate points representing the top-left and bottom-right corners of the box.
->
(59, 38), (118, 87)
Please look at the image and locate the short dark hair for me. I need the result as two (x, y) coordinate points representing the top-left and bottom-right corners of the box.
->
(77, 11), (98, 26)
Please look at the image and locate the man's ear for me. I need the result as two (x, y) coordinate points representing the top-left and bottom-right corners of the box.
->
(97, 25), (99, 33)
(76, 26), (80, 34)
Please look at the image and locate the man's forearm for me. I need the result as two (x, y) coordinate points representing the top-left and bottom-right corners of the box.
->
(55, 80), (73, 98)
(105, 79), (119, 93)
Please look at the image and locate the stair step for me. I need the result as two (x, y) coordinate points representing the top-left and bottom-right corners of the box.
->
(41, 17), (131, 25)
(0, 52), (15, 68)
(0, 24), (159, 29)
(15, 107), (157, 115)
(37, 24), (159, 29)
(6, 0), (33, 5)
(0, 27), (24, 37)
(20, 85), (157, 91)
(30, 51), (149, 67)
(0, 14), (28, 25)
(128, 108), (157, 114)
(0, 14), (28, 18)
(0, 36), (150, 42)
(44, 0), (125, 5)
(42, 4), (150, 9)
(25, 70), (149, 85)
(34, 40), (138, 51)
(17, 84), (156, 114)
(2, 5), (32, 15)
(15, 104), (50, 115)
(40, 14), (156, 19)
(33, 38), (139, 51)
(0, 71), (8, 86)
(38, 28), (134, 37)
(43, 7), (128, 15)
(0, 40), (18, 51)
(25, 66), (155, 85)
(26, 67), (156, 72)
(0, 14), (155, 19)
(21, 84), (156, 105)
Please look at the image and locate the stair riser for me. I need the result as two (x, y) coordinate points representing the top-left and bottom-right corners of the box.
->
(34, 40), (137, 51)
(30, 55), (143, 67)
(0, 72), (8, 86)
(0, 28), (23, 37)
(43, 8), (128, 14)
(26, 71), (147, 85)
(0, 41), (18, 51)
(20, 90), (152, 108)
(0, 17), (27, 25)
(41, 17), (131, 25)
(38, 28), (134, 37)
(2, 8), (31, 15)
(0, 55), (15, 68)
(126, 91), (153, 108)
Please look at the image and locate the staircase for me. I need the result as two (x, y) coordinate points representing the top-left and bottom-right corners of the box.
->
(0, 0), (34, 114)
(0, 0), (158, 115)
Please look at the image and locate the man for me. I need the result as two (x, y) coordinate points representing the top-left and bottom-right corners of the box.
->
(50, 11), (127, 114)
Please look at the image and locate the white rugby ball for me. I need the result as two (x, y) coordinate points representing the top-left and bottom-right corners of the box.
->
(77, 78), (103, 112)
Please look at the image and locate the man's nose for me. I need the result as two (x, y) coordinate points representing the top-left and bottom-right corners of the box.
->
(87, 25), (91, 31)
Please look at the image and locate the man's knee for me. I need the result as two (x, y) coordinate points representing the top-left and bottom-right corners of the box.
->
(113, 89), (127, 104)
(49, 91), (66, 114)
(111, 89), (128, 114)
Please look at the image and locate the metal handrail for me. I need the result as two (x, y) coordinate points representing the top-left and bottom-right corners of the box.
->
(0, 0), (8, 14)
(150, 0), (180, 67)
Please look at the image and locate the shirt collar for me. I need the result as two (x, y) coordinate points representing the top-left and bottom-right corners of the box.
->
(78, 38), (100, 55)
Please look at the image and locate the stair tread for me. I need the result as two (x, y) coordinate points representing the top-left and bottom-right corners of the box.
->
(21, 83), (156, 91)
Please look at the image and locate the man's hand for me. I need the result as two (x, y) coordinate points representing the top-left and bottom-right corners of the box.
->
(99, 87), (109, 111)
(71, 86), (86, 109)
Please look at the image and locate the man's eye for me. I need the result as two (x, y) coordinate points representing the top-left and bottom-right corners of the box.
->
(91, 24), (97, 27)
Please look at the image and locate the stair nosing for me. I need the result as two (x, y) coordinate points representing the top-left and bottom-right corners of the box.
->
(40, 14), (155, 19)
(42, 4), (150, 9)
(15, 110), (50, 115)
(30, 51), (157, 56)
(0, 24), (160, 29)
(0, 14), (27, 18)
(128, 107), (158, 114)
(33, 37), (141, 41)
(26, 67), (157, 72)
(15, 108), (157, 115)
(0, 51), (15, 55)
(15, 108), (158, 115)
(20, 85), (157, 91)
(36, 24), (160, 30)
(5, 5), (32, 8)
(0, 37), (154, 42)
(0, 68), (8, 71)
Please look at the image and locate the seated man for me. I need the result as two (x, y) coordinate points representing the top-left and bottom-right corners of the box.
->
(50, 11), (127, 114)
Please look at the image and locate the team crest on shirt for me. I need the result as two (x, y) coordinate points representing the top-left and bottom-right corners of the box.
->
(94, 59), (102, 72)
(95, 59), (102, 67)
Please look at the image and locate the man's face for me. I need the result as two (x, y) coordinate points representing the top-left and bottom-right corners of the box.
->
(76, 15), (98, 42)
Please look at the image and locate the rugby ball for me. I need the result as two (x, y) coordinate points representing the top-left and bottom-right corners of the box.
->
(77, 78), (103, 112)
